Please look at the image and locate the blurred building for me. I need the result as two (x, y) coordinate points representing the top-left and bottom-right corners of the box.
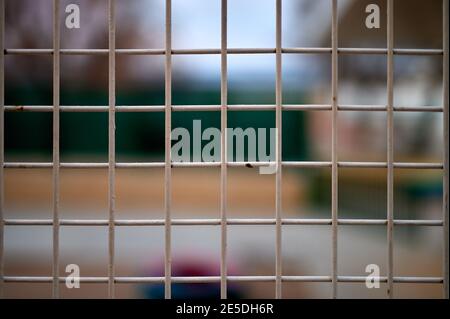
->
(300, 0), (444, 163)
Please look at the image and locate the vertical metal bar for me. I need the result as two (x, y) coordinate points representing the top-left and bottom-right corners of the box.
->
(108, 0), (116, 299)
(164, 0), (172, 299)
(52, 0), (60, 299)
(387, 0), (394, 299)
(220, 0), (228, 299)
(331, 0), (338, 299)
(275, 0), (282, 299)
(0, 0), (4, 299)
(443, 0), (449, 300)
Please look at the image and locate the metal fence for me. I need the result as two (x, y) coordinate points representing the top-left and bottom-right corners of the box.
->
(0, 0), (448, 299)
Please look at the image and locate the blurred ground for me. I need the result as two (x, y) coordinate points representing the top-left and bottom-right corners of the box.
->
(3, 168), (444, 298)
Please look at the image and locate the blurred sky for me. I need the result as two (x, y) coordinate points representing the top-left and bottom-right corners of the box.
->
(5, 0), (443, 107)
(137, 0), (331, 87)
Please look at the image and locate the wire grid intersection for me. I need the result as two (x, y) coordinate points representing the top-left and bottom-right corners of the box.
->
(0, 0), (448, 299)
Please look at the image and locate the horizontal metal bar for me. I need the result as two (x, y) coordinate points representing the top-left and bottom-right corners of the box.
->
(339, 48), (443, 55)
(3, 275), (443, 284)
(337, 276), (443, 283)
(4, 105), (444, 112)
(393, 219), (444, 226)
(3, 161), (444, 169)
(282, 276), (332, 282)
(392, 106), (444, 112)
(283, 104), (332, 111)
(282, 48), (332, 54)
(3, 219), (443, 227)
(4, 48), (443, 56)
(4, 162), (110, 169)
(116, 162), (164, 168)
(282, 161), (332, 168)
(393, 48), (444, 56)
(339, 162), (444, 169)
(339, 105), (444, 112)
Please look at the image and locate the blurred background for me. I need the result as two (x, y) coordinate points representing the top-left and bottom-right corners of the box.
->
(2, 0), (445, 298)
